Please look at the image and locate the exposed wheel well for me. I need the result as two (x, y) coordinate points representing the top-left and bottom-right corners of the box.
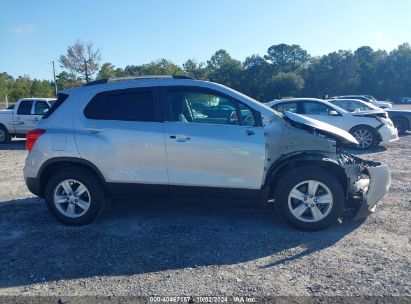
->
(269, 159), (348, 200)
(38, 160), (107, 198)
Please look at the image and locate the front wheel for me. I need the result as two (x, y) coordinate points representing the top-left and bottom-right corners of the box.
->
(45, 168), (106, 225)
(275, 167), (345, 231)
(349, 125), (376, 150)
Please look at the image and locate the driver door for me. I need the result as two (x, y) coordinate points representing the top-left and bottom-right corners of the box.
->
(161, 87), (266, 196)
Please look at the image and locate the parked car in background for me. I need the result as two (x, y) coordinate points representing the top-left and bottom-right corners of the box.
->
(396, 97), (411, 104)
(267, 98), (398, 149)
(0, 98), (56, 143)
(23, 76), (391, 231)
(329, 98), (411, 135)
(331, 95), (392, 109)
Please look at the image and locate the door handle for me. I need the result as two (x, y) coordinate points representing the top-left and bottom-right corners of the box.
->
(34, 117), (39, 122)
(246, 129), (255, 136)
(84, 127), (103, 134)
(170, 134), (191, 142)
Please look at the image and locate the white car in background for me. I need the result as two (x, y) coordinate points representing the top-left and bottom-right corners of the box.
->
(331, 95), (392, 109)
(267, 98), (398, 149)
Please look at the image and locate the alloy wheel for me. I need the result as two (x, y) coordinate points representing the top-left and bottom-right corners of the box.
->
(53, 179), (91, 218)
(353, 129), (373, 149)
(288, 180), (334, 223)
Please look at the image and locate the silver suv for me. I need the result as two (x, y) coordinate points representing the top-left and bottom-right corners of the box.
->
(23, 76), (391, 230)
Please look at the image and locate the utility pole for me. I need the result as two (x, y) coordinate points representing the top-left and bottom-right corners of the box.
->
(52, 61), (58, 97)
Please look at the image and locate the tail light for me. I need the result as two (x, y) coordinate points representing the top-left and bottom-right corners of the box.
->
(26, 129), (46, 151)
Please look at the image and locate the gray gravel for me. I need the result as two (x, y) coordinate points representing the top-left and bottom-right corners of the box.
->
(0, 133), (410, 297)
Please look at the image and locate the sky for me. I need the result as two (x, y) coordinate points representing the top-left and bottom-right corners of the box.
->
(0, 0), (410, 80)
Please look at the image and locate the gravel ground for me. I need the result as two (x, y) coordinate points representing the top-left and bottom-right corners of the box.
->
(0, 109), (410, 298)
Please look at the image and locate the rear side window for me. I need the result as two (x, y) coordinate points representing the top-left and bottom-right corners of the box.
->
(17, 100), (33, 115)
(34, 101), (50, 115)
(43, 94), (69, 119)
(84, 89), (156, 122)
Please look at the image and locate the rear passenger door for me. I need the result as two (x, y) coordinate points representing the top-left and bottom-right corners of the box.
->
(74, 88), (168, 195)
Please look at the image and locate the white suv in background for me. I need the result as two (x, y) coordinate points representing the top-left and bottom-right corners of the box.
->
(23, 76), (391, 230)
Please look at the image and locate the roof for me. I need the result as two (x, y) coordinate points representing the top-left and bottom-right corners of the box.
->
(84, 75), (193, 86)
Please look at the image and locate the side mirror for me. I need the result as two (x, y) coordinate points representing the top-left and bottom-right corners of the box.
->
(43, 109), (49, 114)
(329, 110), (340, 116)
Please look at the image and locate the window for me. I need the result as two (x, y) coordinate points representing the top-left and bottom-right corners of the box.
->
(84, 90), (156, 122)
(34, 101), (50, 115)
(303, 102), (336, 115)
(17, 100), (33, 115)
(166, 89), (256, 126)
(275, 102), (298, 114)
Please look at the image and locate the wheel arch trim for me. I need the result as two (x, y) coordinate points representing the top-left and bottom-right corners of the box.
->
(37, 157), (108, 197)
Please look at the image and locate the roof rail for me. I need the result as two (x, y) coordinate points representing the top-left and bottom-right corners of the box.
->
(84, 75), (194, 86)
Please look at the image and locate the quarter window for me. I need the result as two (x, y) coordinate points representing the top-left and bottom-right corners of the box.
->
(84, 90), (156, 122)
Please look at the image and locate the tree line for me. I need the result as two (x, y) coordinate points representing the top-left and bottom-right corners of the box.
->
(1, 42), (411, 104)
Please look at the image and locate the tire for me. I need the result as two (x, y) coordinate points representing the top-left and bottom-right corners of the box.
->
(275, 167), (345, 231)
(45, 167), (106, 225)
(0, 125), (11, 144)
(349, 125), (376, 150)
(391, 117), (408, 135)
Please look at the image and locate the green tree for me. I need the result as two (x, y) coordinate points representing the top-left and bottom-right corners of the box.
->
(0, 72), (13, 102)
(124, 59), (183, 76)
(9, 76), (32, 102)
(303, 50), (360, 97)
(30, 79), (53, 97)
(207, 50), (243, 90)
(56, 71), (82, 90)
(265, 44), (310, 72)
(183, 59), (208, 80)
(241, 55), (273, 100)
(97, 63), (117, 79)
(264, 72), (304, 101)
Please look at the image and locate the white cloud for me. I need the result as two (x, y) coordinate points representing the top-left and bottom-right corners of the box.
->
(11, 24), (36, 35)
(373, 31), (385, 41)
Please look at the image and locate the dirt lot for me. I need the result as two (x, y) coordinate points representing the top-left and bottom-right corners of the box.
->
(0, 108), (410, 297)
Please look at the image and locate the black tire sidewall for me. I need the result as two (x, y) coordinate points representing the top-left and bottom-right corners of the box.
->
(45, 168), (105, 225)
(0, 125), (11, 144)
(350, 125), (376, 150)
(276, 167), (345, 231)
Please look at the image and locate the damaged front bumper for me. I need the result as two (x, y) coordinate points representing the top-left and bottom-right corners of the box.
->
(339, 152), (391, 219)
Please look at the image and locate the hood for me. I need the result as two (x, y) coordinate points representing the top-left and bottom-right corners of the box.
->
(283, 111), (359, 145)
(352, 109), (388, 118)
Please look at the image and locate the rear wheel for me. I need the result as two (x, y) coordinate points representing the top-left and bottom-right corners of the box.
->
(275, 167), (345, 231)
(350, 125), (376, 149)
(0, 125), (11, 144)
(45, 168), (106, 225)
(392, 117), (408, 135)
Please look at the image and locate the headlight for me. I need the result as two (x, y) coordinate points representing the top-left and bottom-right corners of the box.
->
(376, 116), (394, 127)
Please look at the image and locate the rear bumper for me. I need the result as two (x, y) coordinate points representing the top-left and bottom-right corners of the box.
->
(353, 165), (391, 219)
(25, 177), (42, 197)
(378, 125), (399, 145)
